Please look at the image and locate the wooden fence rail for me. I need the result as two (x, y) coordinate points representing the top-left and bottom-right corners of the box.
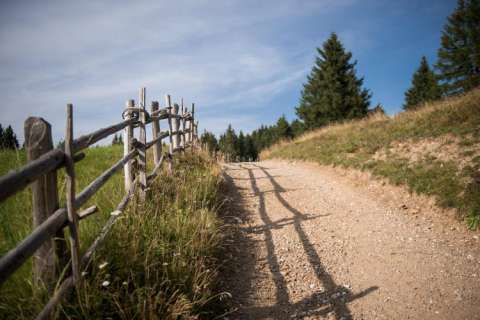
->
(0, 88), (199, 319)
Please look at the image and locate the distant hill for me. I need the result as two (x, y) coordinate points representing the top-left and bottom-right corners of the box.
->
(261, 88), (480, 229)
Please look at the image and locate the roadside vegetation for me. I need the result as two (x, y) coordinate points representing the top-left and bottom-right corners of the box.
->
(262, 89), (480, 229)
(0, 146), (225, 319)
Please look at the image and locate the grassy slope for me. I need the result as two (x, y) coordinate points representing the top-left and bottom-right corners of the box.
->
(262, 89), (480, 229)
(0, 146), (224, 319)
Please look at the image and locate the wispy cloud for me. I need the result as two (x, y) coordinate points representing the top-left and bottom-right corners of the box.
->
(1, 0), (358, 142)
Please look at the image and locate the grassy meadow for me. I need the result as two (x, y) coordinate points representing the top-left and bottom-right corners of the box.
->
(262, 89), (480, 229)
(0, 146), (225, 319)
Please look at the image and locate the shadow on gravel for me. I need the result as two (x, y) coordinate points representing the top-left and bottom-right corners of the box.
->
(217, 166), (262, 319)
(223, 162), (378, 319)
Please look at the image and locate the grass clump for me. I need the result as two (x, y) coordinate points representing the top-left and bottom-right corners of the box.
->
(262, 88), (480, 229)
(0, 147), (225, 319)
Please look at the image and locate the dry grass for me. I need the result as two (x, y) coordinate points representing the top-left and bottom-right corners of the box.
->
(262, 88), (480, 229)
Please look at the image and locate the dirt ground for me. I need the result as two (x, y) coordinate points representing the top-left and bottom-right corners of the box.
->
(219, 160), (480, 320)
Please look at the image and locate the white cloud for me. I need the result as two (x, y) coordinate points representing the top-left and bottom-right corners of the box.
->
(0, 0), (359, 143)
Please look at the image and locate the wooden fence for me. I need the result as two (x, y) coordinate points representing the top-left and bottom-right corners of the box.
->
(0, 88), (199, 319)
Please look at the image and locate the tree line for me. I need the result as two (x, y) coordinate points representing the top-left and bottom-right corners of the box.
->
(203, 0), (479, 162)
(0, 124), (19, 150)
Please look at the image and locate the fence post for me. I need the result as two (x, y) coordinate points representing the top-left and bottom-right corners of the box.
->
(165, 94), (174, 174)
(182, 108), (187, 151)
(190, 103), (195, 150)
(151, 101), (161, 165)
(180, 99), (185, 151)
(64, 104), (80, 284)
(138, 87), (147, 200)
(194, 121), (199, 147)
(173, 103), (180, 151)
(24, 117), (66, 290)
(185, 110), (190, 146)
(123, 100), (134, 192)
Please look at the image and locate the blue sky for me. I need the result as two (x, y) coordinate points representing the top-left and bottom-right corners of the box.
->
(0, 0), (456, 143)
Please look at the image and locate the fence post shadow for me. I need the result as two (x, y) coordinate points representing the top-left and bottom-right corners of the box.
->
(222, 163), (378, 319)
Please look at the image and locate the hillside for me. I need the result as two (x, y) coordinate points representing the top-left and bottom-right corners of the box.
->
(261, 89), (480, 229)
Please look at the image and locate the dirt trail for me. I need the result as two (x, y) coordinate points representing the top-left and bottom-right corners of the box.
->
(220, 160), (480, 320)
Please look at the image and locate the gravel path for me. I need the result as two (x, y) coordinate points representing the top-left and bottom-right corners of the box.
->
(220, 160), (480, 320)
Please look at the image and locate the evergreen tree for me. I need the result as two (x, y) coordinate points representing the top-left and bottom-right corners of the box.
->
(290, 119), (305, 137)
(275, 115), (293, 140)
(200, 130), (218, 155)
(111, 134), (124, 145)
(56, 140), (65, 150)
(2, 125), (19, 150)
(369, 103), (386, 115)
(244, 134), (258, 161)
(436, 0), (480, 95)
(0, 124), (4, 149)
(404, 56), (442, 110)
(219, 125), (238, 162)
(237, 131), (246, 162)
(296, 32), (371, 129)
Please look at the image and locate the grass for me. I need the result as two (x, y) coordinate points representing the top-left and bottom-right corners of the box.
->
(262, 88), (480, 229)
(0, 146), (225, 319)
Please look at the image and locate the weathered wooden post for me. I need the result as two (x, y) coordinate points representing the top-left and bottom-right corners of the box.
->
(190, 103), (195, 151)
(190, 103), (195, 146)
(24, 117), (66, 289)
(172, 103), (180, 151)
(165, 94), (174, 174)
(151, 101), (161, 165)
(64, 104), (80, 284)
(194, 121), (199, 147)
(138, 87), (147, 200)
(185, 111), (190, 146)
(123, 100), (134, 192)
(180, 99), (186, 151)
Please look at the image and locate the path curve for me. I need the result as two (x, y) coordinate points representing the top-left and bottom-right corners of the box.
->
(221, 160), (480, 320)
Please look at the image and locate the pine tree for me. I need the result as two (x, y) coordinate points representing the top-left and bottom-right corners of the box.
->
(296, 33), (371, 129)
(436, 0), (480, 95)
(200, 130), (218, 155)
(111, 134), (124, 145)
(3, 125), (19, 150)
(237, 131), (246, 161)
(275, 115), (293, 140)
(290, 119), (305, 137)
(0, 124), (4, 149)
(219, 125), (238, 162)
(244, 134), (258, 161)
(369, 103), (386, 115)
(404, 56), (442, 110)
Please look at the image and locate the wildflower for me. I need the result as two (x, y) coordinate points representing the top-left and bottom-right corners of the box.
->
(102, 281), (110, 287)
(99, 262), (108, 269)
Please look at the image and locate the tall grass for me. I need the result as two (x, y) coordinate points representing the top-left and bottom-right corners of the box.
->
(0, 147), (224, 319)
(262, 89), (480, 229)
